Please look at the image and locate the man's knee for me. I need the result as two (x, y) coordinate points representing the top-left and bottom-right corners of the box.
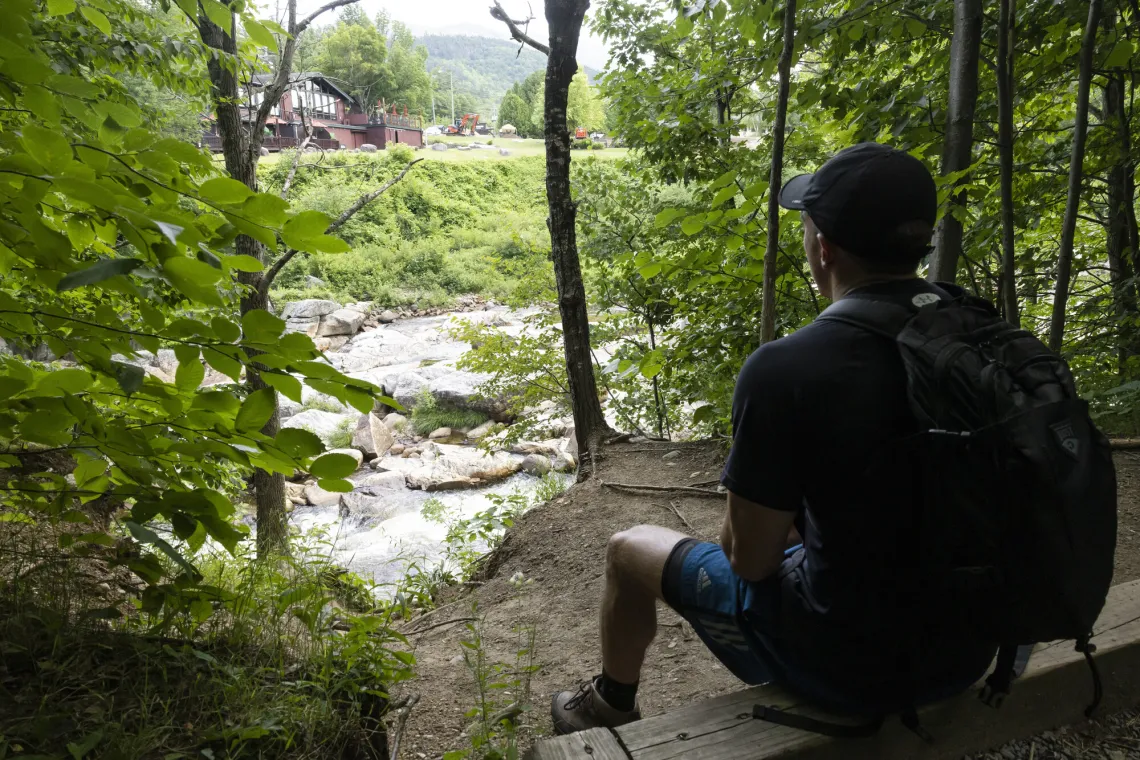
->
(605, 524), (687, 595)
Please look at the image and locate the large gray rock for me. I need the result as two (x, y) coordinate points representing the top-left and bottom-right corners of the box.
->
(352, 413), (395, 457)
(383, 412), (408, 432)
(377, 310), (399, 323)
(304, 483), (341, 507)
(338, 491), (396, 521)
(360, 144), (378, 153)
(355, 470), (406, 490)
(285, 317), (321, 337)
(428, 369), (509, 419)
(428, 427), (452, 440)
(155, 349), (179, 377)
(511, 441), (562, 457)
(282, 409), (353, 446)
(467, 421), (495, 439)
(552, 450), (577, 473)
(431, 142), (448, 151)
(314, 335), (350, 352)
(278, 394), (303, 419)
(281, 299), (340, 320)
(285, 481), (308, 505)
(521, 454), (551, 476)
(318, 308), (367, 337)
(375, 443), (523, 491)
(304, 275), (326, 289)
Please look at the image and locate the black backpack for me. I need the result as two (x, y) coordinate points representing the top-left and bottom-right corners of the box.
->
(755, 284), (1117, 739)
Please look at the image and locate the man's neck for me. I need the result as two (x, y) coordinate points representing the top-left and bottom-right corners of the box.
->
(831, 272), (920, 301)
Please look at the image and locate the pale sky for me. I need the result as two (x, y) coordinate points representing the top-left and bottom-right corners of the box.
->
(293, 0), (611, 69)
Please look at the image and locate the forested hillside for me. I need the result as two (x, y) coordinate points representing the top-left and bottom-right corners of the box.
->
(420, 34), (598, 116)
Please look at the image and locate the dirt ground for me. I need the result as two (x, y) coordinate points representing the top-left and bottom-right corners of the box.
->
(396, 444), (1140, 759)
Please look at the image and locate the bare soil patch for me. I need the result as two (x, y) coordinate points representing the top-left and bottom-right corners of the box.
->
(398, 444), (1140, 759)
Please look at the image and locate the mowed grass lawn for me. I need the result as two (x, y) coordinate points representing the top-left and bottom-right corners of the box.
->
(253, 136), (627, 165)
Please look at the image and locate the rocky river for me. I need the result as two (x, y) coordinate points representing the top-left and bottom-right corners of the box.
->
(274, 299), (578, 588)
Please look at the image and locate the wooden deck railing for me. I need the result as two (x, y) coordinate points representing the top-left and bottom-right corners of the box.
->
(201, 134), (340, 152)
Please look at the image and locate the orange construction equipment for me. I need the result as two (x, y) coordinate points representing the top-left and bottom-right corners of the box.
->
(574, 126), (588, 139)
(458, 113), (480, 135)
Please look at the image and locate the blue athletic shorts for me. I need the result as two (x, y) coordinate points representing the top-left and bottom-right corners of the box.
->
(661, 539), (985, 715)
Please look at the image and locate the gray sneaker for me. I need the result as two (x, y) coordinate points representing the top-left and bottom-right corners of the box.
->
(550, 676), (641, 735)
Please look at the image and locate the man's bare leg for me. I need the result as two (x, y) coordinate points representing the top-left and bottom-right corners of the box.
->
(601, 525), (690, 684)
(550, 524), (689, 734)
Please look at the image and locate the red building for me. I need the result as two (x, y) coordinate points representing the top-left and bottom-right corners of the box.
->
(202, 73), (423, 152)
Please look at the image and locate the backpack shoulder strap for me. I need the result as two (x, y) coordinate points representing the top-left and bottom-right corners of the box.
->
(816, 284), (957, 340)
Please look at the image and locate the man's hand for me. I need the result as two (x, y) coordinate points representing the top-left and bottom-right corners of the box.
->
(719, 491), (797, 582)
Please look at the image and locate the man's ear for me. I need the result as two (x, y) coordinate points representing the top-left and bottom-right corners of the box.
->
(817, 233), (836, 268)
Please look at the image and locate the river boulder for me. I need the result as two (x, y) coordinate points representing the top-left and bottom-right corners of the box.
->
(352, 412), (394, 457)
(318, 307), (367, 337)
(282, 409), (353, 446)
(281, 299), (339, 320)
(375, 443), (523, 491)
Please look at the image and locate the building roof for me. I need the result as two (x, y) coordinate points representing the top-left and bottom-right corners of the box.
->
(248, 72), (358, 108)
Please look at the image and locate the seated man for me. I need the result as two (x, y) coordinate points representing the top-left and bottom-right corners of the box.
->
(551, 143), (998, 734)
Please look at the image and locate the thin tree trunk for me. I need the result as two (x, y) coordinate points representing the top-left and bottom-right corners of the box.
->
(1104, 73), (1140, 375)
(928, 0), (983, 284)
(544, 0), (611, 471)
(997, 0), (1018, 325)
(1048, 0), (1102, 352)
(760, 0), (797, 343)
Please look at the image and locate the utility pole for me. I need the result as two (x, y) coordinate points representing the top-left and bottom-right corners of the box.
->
(431, 77), (436, 124)
(450, 70), (455, 125)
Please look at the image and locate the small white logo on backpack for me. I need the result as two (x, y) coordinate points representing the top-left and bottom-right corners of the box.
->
(912, 293), (941, 307)
(1051, 420), (1080, 459)
(696, 567), (711, 597)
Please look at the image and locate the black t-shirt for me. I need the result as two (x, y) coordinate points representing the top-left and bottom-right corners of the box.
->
(721, 279), (996, 706)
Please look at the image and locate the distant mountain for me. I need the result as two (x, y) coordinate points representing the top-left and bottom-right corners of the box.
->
(419, 34), (600, 117)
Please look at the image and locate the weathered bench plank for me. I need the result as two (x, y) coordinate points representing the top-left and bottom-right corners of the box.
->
(529, 579), (1140, 760)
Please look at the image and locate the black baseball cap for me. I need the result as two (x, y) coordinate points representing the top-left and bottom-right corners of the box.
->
(778, 142), (937, 262)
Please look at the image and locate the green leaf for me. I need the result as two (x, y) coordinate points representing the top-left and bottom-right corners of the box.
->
(113, 361), (144, 395)
(711, 185), (737, 208)
(235, 388), (275, 433)
(200, 0), (233, 31)
(275, 427), (324, 458)
(242, 309), (286, 341)
(164, 257), (223, 304)
(57, 257), (142, 291)
(243, 193), (290, 226)
(654, 208), (685, 228)
(317, 477), (354, 492)
(905, 19), (925, 37)
(262, 372), (302, 402)
(222, 254), (263, 272)
(1104, 40), (1134, 69)
(21, 124), (73, 173)
(310, 452), (358, 479)
(47, 0), (76, 16)
(79, 6), (111, 34)
(125, 520), (199, 578)
(847, 20), (864, 40)
(37, 368), (92, 396)
(243, 18), (278, 50)
(211, 316), (240, 344)
(199, 177), (254, 205)
(202, 348), (242, 383)
(74, 458), (108, 486)
(680, 215), (705, 235)
(638, 262), (663, 279)
(66, 728), (103, 760)
(175, 358), (205, 391)
(281, 210), (332, 249)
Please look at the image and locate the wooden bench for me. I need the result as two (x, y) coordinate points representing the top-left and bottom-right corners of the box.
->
(529, 579), (1140, 760)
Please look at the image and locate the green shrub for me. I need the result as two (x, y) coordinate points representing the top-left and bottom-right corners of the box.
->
(302, 396), (346, 414)
(572, 138), (592, 150)
(410, 389), (488, 435)
(327, 417), (354, 448)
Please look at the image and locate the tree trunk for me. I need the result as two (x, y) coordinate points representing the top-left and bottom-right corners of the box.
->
(927, 0), (983, 284)
(199, 13), (288, 554)
(760, 0), (797, 344)
(544, 0), (611, 470)
(1048, 0), (1102, 352)
(997, 0), (1019, 325)
(1104, 72), (1140, 375)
